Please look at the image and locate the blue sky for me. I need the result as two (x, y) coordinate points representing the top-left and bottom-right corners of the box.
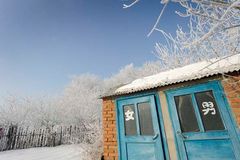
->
(0, 0), (187, 97)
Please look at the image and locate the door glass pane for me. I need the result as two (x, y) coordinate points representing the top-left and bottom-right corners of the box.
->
(195, 91), (225, 131)
(174, 95), (200, 133)
(123, 104), (137, 135)
(137, 102), (154, 135)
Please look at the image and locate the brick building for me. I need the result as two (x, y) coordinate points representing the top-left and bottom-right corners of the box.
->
(101, 54), (240, 160)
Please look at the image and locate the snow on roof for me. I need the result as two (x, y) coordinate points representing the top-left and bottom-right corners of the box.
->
(114, 54), (240, 96)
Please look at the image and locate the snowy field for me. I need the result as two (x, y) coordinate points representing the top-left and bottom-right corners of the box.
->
(0, 145), (85, 160)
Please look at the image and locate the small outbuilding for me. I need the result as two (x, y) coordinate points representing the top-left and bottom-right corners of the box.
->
(101, 54), (240, 160)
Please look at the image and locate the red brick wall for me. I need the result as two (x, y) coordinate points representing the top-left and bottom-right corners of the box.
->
(102, 98), (118, 160)
(222, 73), (240, 127)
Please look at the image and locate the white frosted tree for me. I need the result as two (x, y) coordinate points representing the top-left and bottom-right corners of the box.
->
(29, 96), (61, 127)
(58, 74), (103, 128)
(0, 62), (163, 128)
(123, 0), (240, 68)
(103, 62), (162, 92)
(0, 95), (61, 127)
(0, 95), (32, 126)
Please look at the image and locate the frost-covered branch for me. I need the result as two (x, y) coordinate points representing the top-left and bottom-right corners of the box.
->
(147, 2), (169, 37)
(184, 0), (240, 48)
(123, 0), (140, 9)
(143, 0), (239, 68)
(193, 0), (240, 9)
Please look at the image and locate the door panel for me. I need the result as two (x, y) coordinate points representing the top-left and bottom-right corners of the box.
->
(127, 143), (156, 160)
(117, 95), (165, 160)
(185, 139), (235, 160)
(166, 81), (240, 160)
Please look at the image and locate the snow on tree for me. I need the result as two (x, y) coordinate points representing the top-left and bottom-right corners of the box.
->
(0, 95), (32, 126)
(55, 74), (104, 149)
(123, 0), (240, 68)
(123, 0), (240, 98)
(0, 61), (162, 128)
(0, 95), (60, 127)
(103, 62), (162, 91)
(58, 74), (103, 127)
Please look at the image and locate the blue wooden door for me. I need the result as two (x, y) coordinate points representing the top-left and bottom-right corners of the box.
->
(166, 81), (240, 160)
(117, 95), (165, 160)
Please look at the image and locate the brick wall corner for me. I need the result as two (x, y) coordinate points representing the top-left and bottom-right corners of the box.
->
(102, 98), (118, 160)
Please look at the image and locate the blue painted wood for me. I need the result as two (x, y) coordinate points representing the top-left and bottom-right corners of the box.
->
(155, 93), (170, 160)
(166, 91), (188, 160)
(116, 95), (166, 160)
(185, 139), (236, 160)
(114, 100), (122, 160)
(238, 129), (240, 139)
(127, 143), (157, 160)
(181, 130), (229, 140)
(191, 94), (205, 132)
(166, 80), (240, 160)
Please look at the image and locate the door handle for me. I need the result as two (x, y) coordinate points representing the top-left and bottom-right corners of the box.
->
(152, 133), (159, 140)
(177, 131), (188, 139)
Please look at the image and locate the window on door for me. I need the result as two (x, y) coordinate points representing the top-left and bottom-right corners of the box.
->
(174, 90), (225, 133)
(174, 95), (200, 132)
(123, 102), (154, 136)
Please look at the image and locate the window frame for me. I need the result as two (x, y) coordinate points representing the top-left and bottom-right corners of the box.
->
(137, 102), (155, 136)
(173, 90), (227, 133)
(194, 90), (225, 131)
(122, 101), (156, 137)
(174, 94), (201, 133)
(123, 104), (138, 136)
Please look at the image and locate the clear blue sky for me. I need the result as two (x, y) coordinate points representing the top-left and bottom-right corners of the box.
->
(0, 0), (187, 97)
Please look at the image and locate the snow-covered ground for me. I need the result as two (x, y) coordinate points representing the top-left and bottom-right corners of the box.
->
(0, 145), (85, 160)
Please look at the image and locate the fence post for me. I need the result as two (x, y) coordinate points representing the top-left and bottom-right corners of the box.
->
(6, 125), (13, 150)
(59, 126), (62, 145)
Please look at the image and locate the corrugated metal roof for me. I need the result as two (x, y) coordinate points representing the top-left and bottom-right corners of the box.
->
(103, 54), (240, 97)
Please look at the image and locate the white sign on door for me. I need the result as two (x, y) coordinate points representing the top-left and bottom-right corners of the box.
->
(202, 102), (216, 115)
